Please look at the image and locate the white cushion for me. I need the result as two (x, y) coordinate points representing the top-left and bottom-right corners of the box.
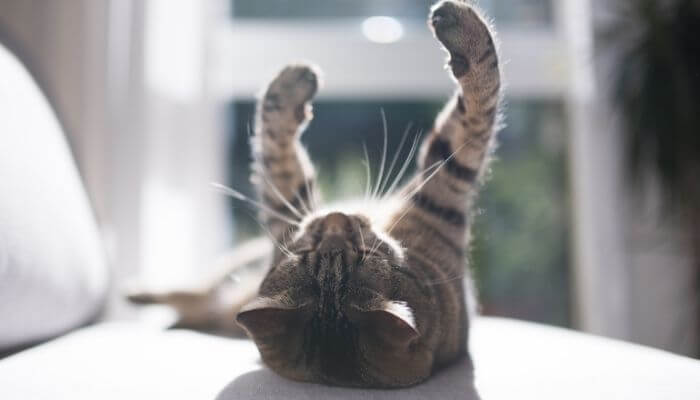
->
(0, 43), (109, 350)
(0, 318), (697, 399)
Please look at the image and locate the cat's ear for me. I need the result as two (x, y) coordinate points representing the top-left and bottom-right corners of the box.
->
(236, 297), (310, 339)
(349, 301), (419, 344)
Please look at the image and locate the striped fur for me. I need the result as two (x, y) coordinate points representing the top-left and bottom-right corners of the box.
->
(128, 0), (502, 389)
(250, 64), (321, 264)
(238, 1), (501, 388)
(389, 0), (503, 369)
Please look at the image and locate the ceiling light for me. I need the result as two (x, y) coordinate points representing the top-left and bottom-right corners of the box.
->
(362, 16), (403, 44)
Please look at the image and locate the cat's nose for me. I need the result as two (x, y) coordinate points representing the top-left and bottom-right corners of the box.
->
(321, 212), (351, 236)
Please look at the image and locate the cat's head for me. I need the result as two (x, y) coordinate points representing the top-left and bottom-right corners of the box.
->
(236, 211), (432, 388)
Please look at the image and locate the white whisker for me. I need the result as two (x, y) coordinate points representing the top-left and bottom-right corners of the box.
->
(248, 211), (294, 258)
(379, 122), (413, 196)
(248, 123), (309, 220)
(295, 190), (312, 215)
(393, 158), (442, 201)
(296, 143), (317, 212)
(280, 225), (296, 254)
(372, 163), (443, 256)
(381, 140), (473, 244)
(358, 224), (367, 262)
(425, 273), (467, 286)
(262, 174), (305, 219)
(384, 131), (422, 198)
(211, 182), (300, 227)
(372, 108), (389, 200)
(396, 138), (474, 203)
(300, 165), (317, 212)
(362, 143), (373, 203)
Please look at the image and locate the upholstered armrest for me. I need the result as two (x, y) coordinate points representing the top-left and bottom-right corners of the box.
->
(0, 43), (109, 351)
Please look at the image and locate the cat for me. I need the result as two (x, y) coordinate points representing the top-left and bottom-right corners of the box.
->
(129, 0), (502, 389)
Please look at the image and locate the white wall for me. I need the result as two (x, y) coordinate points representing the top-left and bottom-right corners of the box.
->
(0, 0), (233, 305)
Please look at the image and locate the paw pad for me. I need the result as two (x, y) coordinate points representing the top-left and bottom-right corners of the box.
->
(428, 1), (497, 78)
(265, 64), (320, 109)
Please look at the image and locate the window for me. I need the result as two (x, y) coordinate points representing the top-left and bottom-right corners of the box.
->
(231, 0), (554, 27)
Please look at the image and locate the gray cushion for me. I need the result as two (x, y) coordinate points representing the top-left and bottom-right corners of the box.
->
(0, 43), (109, 350)
(0, 317), (697, 399)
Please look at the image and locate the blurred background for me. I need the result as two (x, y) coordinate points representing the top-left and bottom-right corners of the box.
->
(0, 0), (697, 358)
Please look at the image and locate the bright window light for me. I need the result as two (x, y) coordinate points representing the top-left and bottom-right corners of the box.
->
(361, 16), (403, 44)
(145, 0), (202, 102)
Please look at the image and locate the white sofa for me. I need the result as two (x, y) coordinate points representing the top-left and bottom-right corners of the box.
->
(0, 318), (698, 399)
(0, 40), (698, 400)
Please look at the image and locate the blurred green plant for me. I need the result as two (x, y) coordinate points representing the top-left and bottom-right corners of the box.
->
(602, 0), (700, 354)
(605, 0), (700, 208)
(471, 101), (570, 326)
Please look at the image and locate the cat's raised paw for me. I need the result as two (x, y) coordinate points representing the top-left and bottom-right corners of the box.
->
(263, 64), (320, 118)
(429, 0), (497, 78)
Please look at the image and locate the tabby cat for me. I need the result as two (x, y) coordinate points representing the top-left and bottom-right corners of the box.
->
(129, 0), (502, 388)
